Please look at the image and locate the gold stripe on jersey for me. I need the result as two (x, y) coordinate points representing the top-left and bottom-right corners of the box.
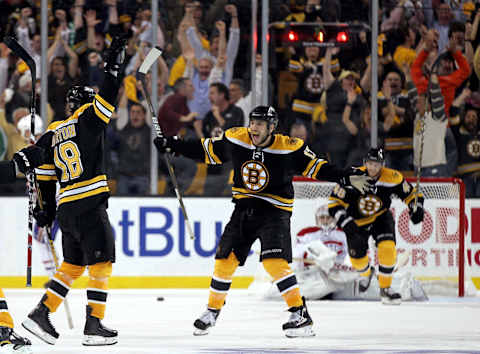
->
(292, 99), (316, 114)
(458, 162), (480, 175)
(232, 187), (294, 212)
(58, 175), (109, 206)
(93, 94), (114, 124)
(354, 209), (388, 227)
(35, 164), (57, 181)
(201, 138), (222, 165)
(263, 135), (303, 154)
(302, 158), (327, 179)
(225, 127), (255, 150)
(328, 196), (349, 209)
(403, 187), (423, 205)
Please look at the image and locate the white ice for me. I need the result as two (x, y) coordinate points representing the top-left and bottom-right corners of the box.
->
(2, 289), (480, 354)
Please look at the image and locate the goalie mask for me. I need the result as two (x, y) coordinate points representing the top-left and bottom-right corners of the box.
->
(66, 86), (96, 114)
(315, 205), (336, 232)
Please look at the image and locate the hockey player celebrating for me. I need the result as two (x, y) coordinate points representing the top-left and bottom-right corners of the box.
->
(154, 105), (371, 337)
(0, 145), (44, 351)
(21, 35), (127, 346)
(328, 147), (424, 305)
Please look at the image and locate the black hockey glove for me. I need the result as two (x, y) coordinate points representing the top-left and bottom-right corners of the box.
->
(341, 217), (361, 236)
(103, 35), (128, 78)
(154, 135), (179, 154)
(33, 205), (55, 228)
(12, 145), (45, 174)
(409, 202), (424, 225)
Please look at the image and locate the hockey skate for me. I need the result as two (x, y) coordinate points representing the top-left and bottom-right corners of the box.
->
(0, 326), (31, 351)
(358, 266), (375, 293)
(282, 297), (315, 338)
(21, 295), (59, 345)
(82, 305), (118, 346)
(193, 308), (220, 336)
(380, 287), (402, 305)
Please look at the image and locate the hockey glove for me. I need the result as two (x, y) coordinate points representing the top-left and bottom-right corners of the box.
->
(103, 35), (128, 78)
(154, 135), (179, 154)
(33, 205), (55, 228)
(12, 145), (45, 174)
(341, 217), (361, 236)
(346, 175), (373, 194)
(409, 203), (424, 225)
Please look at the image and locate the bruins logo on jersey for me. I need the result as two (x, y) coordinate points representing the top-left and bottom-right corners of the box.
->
(358, 195), (383, 216)
(305, 72), (323, 94)
(467, 139), (480, 158)
(241, 160), (269, 192)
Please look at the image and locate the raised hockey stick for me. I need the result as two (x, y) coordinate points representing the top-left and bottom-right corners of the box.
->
(4, 36), (36, 287)
(136, 47), (195, 240)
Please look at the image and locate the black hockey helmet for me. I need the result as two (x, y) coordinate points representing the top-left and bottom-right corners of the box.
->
(66, 86), (96, 113)
(249, 105), (278, 129)
(364, 147), (385, 165)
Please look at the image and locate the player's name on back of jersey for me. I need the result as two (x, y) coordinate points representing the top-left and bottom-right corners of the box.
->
(52, 124), (77, 146)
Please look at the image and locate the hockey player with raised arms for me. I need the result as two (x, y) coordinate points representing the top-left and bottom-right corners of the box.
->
(154, 105), (372, 337)
(328, 148), (425, 305)
(21, 35), (127, 346)
(0, 145), (44, 350)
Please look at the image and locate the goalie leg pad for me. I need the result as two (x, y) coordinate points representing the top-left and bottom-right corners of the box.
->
(377, 240), (396, 288)
(263, 258), (302, 308)
(208, 252), (239, 310)
(0, 289), (14, 328)
(44, 262), (85, 313)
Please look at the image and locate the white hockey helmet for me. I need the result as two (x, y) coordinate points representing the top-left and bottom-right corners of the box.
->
(315, 204), (336, 232)
(16, 114), (44, 141)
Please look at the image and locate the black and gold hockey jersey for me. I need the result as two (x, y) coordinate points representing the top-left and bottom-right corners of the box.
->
(328, 166), (422, 227)
(174, 127), (349, 212)
(34, 89), (115, 216)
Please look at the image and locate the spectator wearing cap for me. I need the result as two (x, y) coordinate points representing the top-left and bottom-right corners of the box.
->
(318, 46), (364, 167)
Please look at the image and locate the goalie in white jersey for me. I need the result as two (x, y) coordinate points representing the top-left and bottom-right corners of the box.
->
(251, 204), (428, 302)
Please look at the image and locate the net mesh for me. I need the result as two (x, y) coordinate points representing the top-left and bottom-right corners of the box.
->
(292, 178), (473, 296)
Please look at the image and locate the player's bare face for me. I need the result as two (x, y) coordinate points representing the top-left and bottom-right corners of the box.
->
(365, 160), (383, 178)
(249, 119), (272, 147)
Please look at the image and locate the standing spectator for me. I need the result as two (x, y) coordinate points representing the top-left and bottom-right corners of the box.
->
(186, 4), (240, 85)
(406, 65), (449, 176)
(450, 88), (480, 197)
(319, 47), (364, 167)
(202, 83), (244, 138)
(157, 77), (198, 194)
(289, 45), (340, 133)
(115, 103), (152, 195)
(430, 2), (453, 52)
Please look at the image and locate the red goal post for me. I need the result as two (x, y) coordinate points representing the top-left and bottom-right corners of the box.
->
(292, 176), (468, 297)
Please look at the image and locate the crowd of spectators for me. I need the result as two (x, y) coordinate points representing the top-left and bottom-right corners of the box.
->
(1, 0), (480, 197)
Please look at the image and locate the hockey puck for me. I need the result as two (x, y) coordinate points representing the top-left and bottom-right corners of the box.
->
(157, 296), (165, 301)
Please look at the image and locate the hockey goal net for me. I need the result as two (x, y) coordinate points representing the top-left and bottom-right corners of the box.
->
(292, 176), (475, 297)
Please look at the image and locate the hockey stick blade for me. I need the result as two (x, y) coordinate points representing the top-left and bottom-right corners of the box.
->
(138, 47), (162, 75)
(4, 36), (36, 81)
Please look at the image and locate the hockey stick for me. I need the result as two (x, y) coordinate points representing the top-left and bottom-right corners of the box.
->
(136, 47), (195, 240)
(4, 36), (36, 287)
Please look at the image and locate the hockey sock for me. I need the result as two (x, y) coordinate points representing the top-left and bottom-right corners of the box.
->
(208, 252), (239, 310)
(350, 255), (370, 275)
(0, 289), (14, 328)
(262, 258), (302, 308)
(87, 262), (112, 319)
(44, 262), (85, 313)
(378, 240), (396, 288)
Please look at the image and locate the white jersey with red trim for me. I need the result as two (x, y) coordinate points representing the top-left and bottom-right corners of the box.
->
(294, 226), (348, 266)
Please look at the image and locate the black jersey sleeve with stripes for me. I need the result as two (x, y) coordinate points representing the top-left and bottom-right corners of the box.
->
(171, 134), (230, 165)
(294, 143), (348, 182)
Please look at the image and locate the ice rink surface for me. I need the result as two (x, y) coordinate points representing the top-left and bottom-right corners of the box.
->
(2, 289), (480, 354)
